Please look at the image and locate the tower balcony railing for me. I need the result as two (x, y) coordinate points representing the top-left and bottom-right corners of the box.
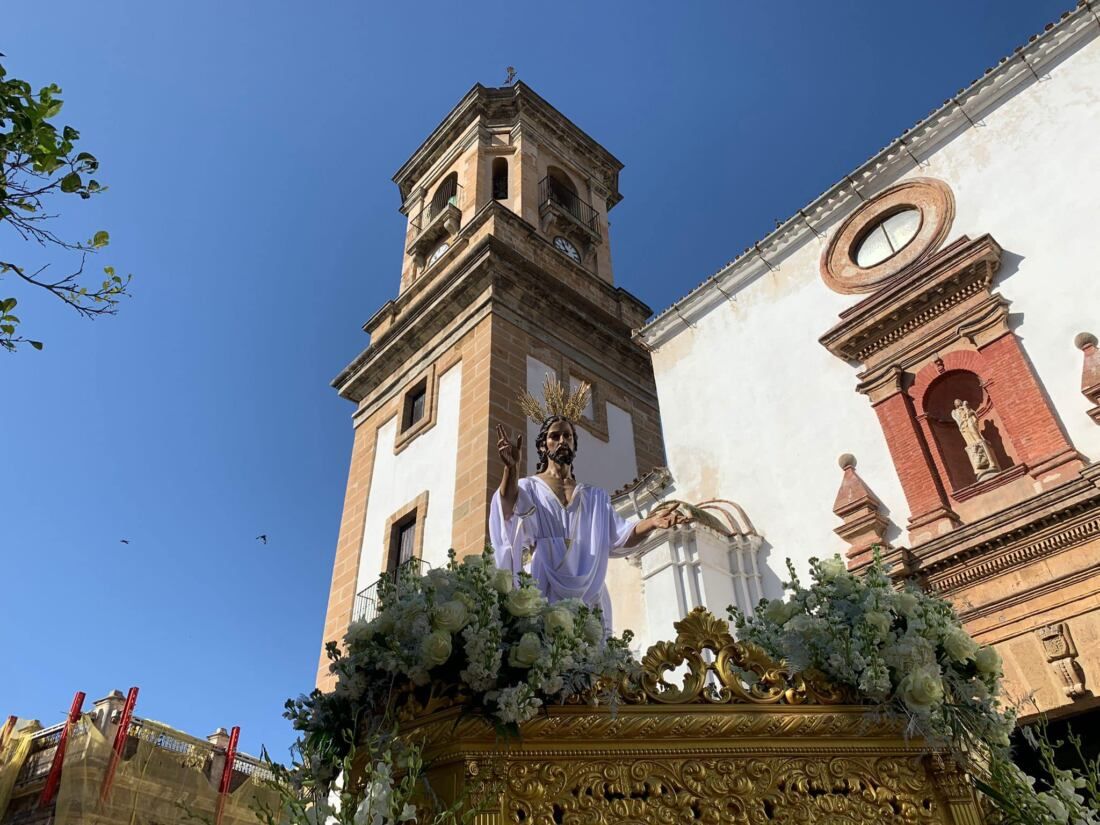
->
(538, 177), (600, 239)
(406, 185), (463, 263)
(352, 557), (431, 624)
(410, 182), (464, 234)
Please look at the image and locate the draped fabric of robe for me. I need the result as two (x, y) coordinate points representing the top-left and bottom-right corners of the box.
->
(490, 476), (636, 633)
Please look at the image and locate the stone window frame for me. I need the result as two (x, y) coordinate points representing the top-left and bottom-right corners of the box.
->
(563, 364), (609, 443)
(821, 177), (955, 295)
(380, 491), (429, 574)
(394, 363), (439, 454)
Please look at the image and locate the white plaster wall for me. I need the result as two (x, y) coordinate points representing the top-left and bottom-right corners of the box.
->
(355, 363), (463, 593)
(525, 356), (638, 493)
(650, 33), (1100, 594)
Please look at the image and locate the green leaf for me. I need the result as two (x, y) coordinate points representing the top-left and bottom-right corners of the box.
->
(91, 230), (109, 248)
(29, 340), (43, 350)
(103, 266), (115, 276)
(2, 315), (20, 323)
(2, 298), (17, 311)
(60, 171), (81, 192)
(1, 325), (14, 335)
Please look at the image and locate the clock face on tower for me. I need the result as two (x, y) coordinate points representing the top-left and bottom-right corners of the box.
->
(553, 236), (580, 262)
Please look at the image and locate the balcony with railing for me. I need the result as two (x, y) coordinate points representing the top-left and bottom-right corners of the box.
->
(538, 176), (601, 240)
(352, 557), (430, 623)
(12, 719), (89, 789)
(407, 181), (463, 262)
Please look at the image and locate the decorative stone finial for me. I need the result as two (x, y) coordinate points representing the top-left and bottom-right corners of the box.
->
(832, 455), (893, 571)
(1075, 331), (1097, 351)
(1077, 332), (1100, 425)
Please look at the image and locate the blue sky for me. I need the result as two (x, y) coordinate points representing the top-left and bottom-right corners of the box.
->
(3, 0), (1070, 759)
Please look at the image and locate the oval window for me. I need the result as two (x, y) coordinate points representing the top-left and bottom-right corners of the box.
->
(854, 208), (921, 268)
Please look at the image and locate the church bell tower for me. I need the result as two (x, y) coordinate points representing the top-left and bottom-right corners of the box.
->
(317, 83), (664, 685)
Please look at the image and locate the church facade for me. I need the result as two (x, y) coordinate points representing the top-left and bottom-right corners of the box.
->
(317, 84), (664, 686)
(320, 4), (1100, 730)
(622, 3), (1100, 725)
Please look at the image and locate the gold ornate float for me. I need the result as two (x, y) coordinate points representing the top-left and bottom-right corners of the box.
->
(397, 608), (985, 824)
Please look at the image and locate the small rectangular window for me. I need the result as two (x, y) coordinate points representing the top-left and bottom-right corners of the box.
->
(402, 381), (427, 431)
(388, 516), (416, 572)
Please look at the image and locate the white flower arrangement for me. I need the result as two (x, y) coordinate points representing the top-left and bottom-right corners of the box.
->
(277, 549), (639, 825)
(729, 552), (1013, 749)
(332, 548), (638, 729)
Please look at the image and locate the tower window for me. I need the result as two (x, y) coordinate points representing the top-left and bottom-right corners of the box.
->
(387, 515), (417, 572)
(402, 379), (427, 431)
(492, 158), (509, 200)
(430, 172), (459, 220)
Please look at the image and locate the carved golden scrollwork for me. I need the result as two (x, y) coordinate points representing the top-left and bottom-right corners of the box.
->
(634, 607), (854, 706)
(394, 608), (983, 824)
(486, 755), (942, 825)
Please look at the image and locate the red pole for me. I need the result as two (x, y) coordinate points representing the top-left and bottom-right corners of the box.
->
(99, 687), (139, 803)
(38, 691), (85, 807)
(214, 726), (240, 825)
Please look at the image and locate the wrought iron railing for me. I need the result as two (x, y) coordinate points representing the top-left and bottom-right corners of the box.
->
(410, 183), (463, 234)
(14, 719), (88, 786)
(232, 753), (276, 783)
(538, 177), (600, 236)
(353, 557), (430, 623)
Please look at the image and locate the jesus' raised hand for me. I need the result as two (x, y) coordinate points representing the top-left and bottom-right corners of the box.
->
(496, 423), (522, 470)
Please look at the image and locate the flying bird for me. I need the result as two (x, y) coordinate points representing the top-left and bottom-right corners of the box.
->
(119, 539), (130, 544)
(255, 534), (268, 545)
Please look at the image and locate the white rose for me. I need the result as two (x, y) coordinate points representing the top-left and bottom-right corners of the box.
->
(543, 607), (575, 637)
(509, 632), (543, 668)
(974, 645), (1002, 675)
(763, 599), (789, 625)
(493, 568), (514, 594)
(433, 600), (469, 633)
(582, 615), (603, 644)
(506, 586), (545, 618)
(818, 556), (847, 581)
(420, 630), (453, 667)
(942, 627), (978, 663)
(864, 611), (892, 636)
(787, 613), (814, 633)
(375, 611), (395, 637)
(893, 591), (919, 616)
(345, 619), (374, 645)
(897, 665), (944, 712)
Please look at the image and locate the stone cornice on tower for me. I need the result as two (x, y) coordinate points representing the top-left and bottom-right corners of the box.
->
(332, 201), (653, 406)
(392, 82), (624, 210)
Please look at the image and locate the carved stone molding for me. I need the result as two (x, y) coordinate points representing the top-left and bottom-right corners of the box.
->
(918, 469), (1100, 593)
(1036, 623), (1089, 700)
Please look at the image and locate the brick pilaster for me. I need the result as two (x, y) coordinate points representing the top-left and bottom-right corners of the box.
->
(873, 391), (959, 541)
(980, 332), (1082, 485)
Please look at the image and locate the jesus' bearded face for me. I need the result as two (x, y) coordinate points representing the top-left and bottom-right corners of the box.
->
(539, 418), (576, 469)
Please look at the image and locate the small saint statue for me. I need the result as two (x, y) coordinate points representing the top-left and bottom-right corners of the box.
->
(951, 399), (1000, 480)
(490, 377), (688, 634)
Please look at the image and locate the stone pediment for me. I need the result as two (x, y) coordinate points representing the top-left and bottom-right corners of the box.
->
(819, 234), (1002, 367)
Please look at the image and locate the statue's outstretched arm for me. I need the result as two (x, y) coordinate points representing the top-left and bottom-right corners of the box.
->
(496, 423), (522, 519)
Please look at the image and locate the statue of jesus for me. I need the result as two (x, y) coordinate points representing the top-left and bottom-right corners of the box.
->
(490, 413), (686, 634)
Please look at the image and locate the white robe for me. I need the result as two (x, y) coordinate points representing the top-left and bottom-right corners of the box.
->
(489, 476), (636, 633)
